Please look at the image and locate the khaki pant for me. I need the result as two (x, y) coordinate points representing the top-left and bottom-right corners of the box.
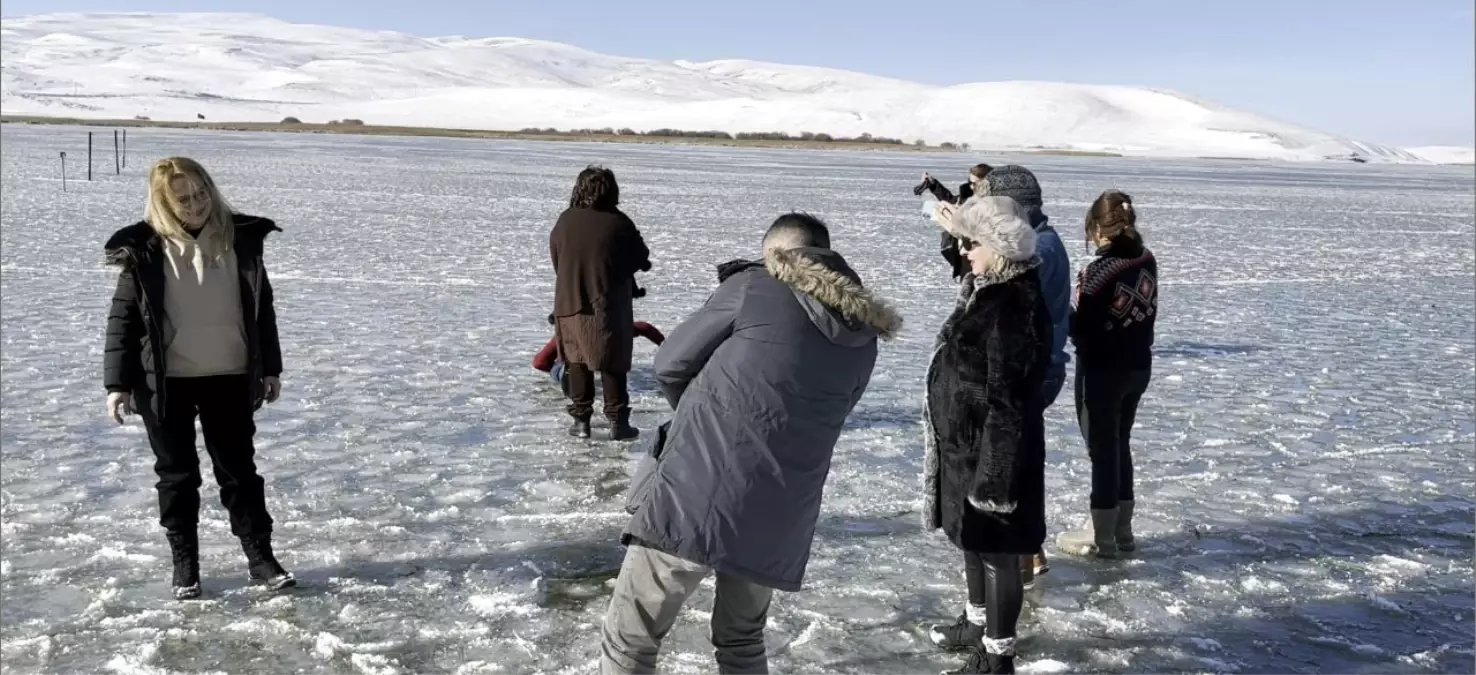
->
(600, 545), (773, 674)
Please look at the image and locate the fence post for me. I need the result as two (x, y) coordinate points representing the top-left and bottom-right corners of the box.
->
(122, 129), (127, 168)
(60, 152), (67, 192)
(114, 130), (120, 175)
(88, 132), (93, 181)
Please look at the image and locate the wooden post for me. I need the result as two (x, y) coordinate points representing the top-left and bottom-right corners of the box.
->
(60, 152), (67, 192)
(122, 129), (127, 168)
(87, 132), (93, 181)
(114, 130), (120, 175)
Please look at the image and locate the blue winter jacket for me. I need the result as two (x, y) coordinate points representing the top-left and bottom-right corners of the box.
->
(1032, 217), (1072, 371)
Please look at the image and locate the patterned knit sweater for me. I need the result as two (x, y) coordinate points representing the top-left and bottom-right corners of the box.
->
(1070, 238), (1158, 369)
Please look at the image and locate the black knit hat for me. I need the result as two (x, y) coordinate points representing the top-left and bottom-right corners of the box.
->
(980, 165), (1043, 210)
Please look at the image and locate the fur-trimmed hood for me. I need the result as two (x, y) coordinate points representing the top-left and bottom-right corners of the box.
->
(105, 214), (280, 265)
(763, 246), (902, 344)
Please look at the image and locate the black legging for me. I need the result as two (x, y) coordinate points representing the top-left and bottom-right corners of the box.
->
(1075, 366), (1152, 510)
(964, 552), (1023, 640)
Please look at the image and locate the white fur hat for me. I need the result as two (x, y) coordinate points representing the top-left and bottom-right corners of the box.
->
(932, 196), (1037, 262)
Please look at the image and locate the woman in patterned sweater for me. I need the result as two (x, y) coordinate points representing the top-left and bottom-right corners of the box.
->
(1056, 190), (1159, 559)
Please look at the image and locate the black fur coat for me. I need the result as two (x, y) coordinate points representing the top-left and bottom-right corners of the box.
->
(923, 264), (1050, 554)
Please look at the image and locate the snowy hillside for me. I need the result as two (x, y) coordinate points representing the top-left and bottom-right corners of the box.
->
(1408, 146), (1476, 165)
(0, 12), (1428, 163)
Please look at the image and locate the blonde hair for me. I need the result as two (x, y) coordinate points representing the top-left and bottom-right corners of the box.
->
(964, 241), (1010, 275)
(146, 157), (235, 259)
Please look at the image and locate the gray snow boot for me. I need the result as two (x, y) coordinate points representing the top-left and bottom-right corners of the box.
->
(166, 530), (201, 600)
(1115, 500), (1136, 552)
(1054, 507), (1120, 559)
(241, 534), (296, 591)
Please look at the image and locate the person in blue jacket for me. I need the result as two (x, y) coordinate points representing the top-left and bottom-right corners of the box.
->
(973, 165), (1072, 585)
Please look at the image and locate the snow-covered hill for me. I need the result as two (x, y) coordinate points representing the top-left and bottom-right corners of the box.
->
(1407, 146), (1476, 165)
(0, 12), (1429, 163)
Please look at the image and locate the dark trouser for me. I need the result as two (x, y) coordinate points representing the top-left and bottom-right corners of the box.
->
(1027, 363), (1067, 568)
(1075, 365), (1151, 510)
(964, 552), (1023, 639)
(138, 374), (273, 537)
(1041, 364), (1067, 410)
(566, 363), (630, 419)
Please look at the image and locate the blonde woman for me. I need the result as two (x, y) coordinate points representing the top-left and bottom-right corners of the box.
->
(103, 157), (292, 599)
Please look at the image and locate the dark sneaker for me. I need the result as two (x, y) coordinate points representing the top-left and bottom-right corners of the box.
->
(929, 614), (984, 652)
(568, 418), (592, 439)
(943, 648), (1014, 674)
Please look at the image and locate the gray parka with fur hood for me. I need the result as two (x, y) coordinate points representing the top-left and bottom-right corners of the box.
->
(623, 246), (902, 591)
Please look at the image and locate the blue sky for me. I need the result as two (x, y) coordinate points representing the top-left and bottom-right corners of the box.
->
(5, 0), (1473, 146)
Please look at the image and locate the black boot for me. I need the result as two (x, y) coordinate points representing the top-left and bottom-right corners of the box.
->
(240, 534), (296, 591)
(567, 415), (592, 439)
(607, 409), (639, 442)
(166, 530), (201, 600)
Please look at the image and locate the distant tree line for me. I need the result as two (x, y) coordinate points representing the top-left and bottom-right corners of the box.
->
(277, 117), (364, 125)
(246, 117), (974, 149)
(512, 126), (967, 147)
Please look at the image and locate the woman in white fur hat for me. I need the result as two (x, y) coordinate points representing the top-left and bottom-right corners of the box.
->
(921, 196), (1052, 674)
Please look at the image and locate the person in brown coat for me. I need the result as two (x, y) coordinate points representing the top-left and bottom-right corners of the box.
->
(550, 165), (651, 441)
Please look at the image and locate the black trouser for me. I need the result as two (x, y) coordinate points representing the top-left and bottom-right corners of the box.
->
(1074, 365), (1151, 510)
(964, 552), (1023, 639)
(565, 363), (629, 419)
(138, 374), (273, 537)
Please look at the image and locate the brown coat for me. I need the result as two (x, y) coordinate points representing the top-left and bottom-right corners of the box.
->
(549, 207), (650, 373)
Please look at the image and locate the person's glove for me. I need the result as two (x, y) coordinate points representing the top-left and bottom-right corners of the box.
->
(633, 285), (647, 299)
(913, 172), (937, 196)
(263, 376), (281, 404)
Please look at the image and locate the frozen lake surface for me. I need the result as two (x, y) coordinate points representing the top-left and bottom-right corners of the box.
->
(2, 124), (1473, 674)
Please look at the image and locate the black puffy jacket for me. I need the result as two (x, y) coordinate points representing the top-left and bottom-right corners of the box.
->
(103, 214), (283, 419)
